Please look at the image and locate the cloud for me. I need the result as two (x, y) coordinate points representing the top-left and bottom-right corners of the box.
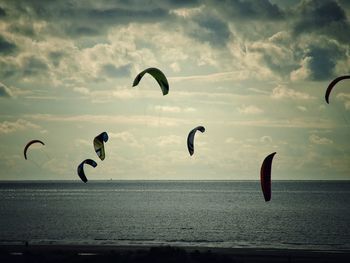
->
(26, 114), (187, 127)
(297, 106), (307, 112)
(188, 14), (231, 47)
(309, 134), (333, 145)
(336, 93), (350, 110)
(0, 7), (6, 17)
(155, 105), (181, 113)
(169, 70), (248, 82)
(0, 82), (12, 97)
(87, 7), (170, 25)
(248, 40), (297, 77)
(100, 63), (131, 78)
(290, 56), (312, 81)
(65, 26), (99, 37)
(214, 0), (284, 21)
(0, 119), (40, 134)
(227, 118), (334, 129)
(271, 85), (314, 100)
(73, 87), (90, 95)
(184, 107), (196, 112)
(154, 105), (197, 113)
(238, 105), (263, 114)
(156, 135), (182, 147)
(109, 131), (143, 148)
(0, 35), (17, 55)
(260, 135), (272, 143)
(8, 23), (36, 38)
(74, 139), (90, 147)
(293, 0), (350, 43)
(170, 5), (203, 18)
(22, 56), (48, 77)
(290, 40), (345, 81)
(225, 137), (240, 144)
(304, 44), (343, 81)
(48, 51), (65, 67)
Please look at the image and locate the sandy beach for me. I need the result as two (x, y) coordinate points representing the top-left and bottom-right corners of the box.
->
(1, 244), (350, 263)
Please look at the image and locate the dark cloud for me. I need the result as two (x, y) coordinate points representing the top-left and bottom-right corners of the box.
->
(250, 46), (299, 76)
(189, 16), (231, 47)
(0, 7), (6, 17)
(293, 0), (350, 43)
(0, 35), (17, 55)
(8, 24), (35, 37)
(22, 56), (48, 77)
(0, 61), (17, 79)
(100, 63), (132, 78)
(49, 51), (65, 67)
(161, 0), (200, 8)
(65, 26), (99, 37)
(87, 7), (169, 24)
(305, 43), (343, 81)
(212, 0), (284, 21)
(0, 82), (12, 97)
(270, 0), (302, 9)
(1, 1), (172, 40)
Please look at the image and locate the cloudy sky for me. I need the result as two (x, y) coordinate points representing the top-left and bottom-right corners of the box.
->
(0, 0), (350, 181)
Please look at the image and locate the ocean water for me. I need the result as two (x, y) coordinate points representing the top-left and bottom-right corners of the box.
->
(0, 180), (350, 250)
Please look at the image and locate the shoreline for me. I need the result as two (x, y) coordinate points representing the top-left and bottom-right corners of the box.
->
(1, 244), (350, 263)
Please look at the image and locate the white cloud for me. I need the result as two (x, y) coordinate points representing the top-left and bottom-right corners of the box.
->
(309, 134), (333, 145)
(156, 135), (182, 147)
(154, 105), (197, 113)
(25, 114), (187, 127)
(0, 119), (41, 134)
(238, 105), (263, 114)
(155, 105), (181, 113)
(260, 136), (272, 143)
(109, 131), (143, 148)
(184, 107), (196, 112)
(225, 137), (243, 144)
(74, 139), (90, 147)
(336, 93), (350, 110)
(170, 6), (204, 18)
(170, 62), (181, 72)
(268, 31), (291, 45)
(169, 70), (249, 83)
(297, 106), (307, 111)
(290, 57), (312, 81)
(73, 87), (90, 95)
(0, 82), (13, 98)
(271, 85), (313, 100)
(226, 118), (334, 129)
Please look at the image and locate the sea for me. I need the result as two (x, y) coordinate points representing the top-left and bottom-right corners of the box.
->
(0, 180), (350, 251)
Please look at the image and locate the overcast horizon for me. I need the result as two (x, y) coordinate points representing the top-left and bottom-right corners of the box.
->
(1, 0), (350, 181)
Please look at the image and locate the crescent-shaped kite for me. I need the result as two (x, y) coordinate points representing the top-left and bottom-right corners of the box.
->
(325, 75), (350, 104)
(132, 67), (169, 96)
(260, 152), (276, 202)
(187, 126), (205, 156)
(77, 159), (97, 183)
(24, 140), (45, 160)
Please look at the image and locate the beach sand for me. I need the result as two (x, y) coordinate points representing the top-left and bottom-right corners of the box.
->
(1, 244), (350, 263)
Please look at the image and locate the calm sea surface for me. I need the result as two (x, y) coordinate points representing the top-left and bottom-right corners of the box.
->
(0, 181), (350, 250)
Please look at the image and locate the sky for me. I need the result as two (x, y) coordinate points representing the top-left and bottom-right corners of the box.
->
(0, 0), (350, 181)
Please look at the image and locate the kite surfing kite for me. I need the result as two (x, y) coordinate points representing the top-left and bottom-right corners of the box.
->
(260, 152), (276, 202)
(187, 126), (205, 156)
(325, 75), (350, 104)
(77, 159), (97, 183)
(93, 132), (108, 161)
(132, 67), (169, 95)
(24, 140), (45, 160)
